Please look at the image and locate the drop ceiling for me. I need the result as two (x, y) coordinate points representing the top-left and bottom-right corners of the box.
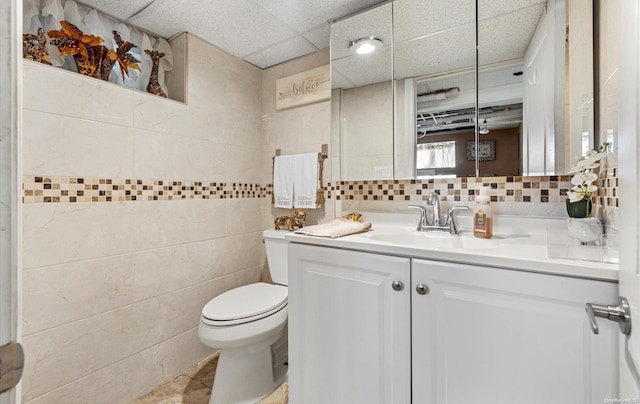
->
(79, 0), (386, 69)
(331, 0), (547, 89)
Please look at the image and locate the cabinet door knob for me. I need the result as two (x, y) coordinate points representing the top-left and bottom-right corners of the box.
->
(416, 284), (429, 295)
(391, 280), (404, 291)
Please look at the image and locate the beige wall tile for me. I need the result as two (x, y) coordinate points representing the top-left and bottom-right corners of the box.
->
(132, 199), (228, 251)
(222, 144), (264, 183)
(130, 328), (215, 398)
(23, 61), (135, 126)
(225, 199), (266, 236)
(23, 109), (135, 178)
(132, 129), (225, 182)
(25, 328), (212, 404)
(23, 202), (134, 269)
(22, 254), (134, 336)
(25, 352), (133, 404)
(225, 265), (263, 291)
(131, 239), (226, 301)
(223, 231), (265, 275)
(21, 278), (224, 401)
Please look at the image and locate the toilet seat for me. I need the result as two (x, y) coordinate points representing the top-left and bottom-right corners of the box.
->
(201, 282), (288, 326)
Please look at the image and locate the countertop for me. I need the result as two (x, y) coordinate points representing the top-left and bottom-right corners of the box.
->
(284, 212), (619, 282)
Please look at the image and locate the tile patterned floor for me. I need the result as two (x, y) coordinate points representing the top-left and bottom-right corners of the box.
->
(132, 353), (288, 404)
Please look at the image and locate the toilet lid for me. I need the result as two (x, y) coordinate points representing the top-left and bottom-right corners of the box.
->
(202, 283), (288, 325)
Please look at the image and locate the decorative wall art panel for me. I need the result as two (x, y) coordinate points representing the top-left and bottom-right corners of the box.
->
(276, 64), (330, 110)
(22, 0), (175, 99)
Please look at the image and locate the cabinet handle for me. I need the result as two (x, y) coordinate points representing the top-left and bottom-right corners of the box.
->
(391, 280), (404, 291)
(416, 283), (429, 295)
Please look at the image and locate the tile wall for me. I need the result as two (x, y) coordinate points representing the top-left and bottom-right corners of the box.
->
(21, 34), (270, 403)
(260, 49), (334, 230)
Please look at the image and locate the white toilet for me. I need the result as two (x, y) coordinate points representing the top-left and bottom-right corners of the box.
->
(198, 229), (289, 404)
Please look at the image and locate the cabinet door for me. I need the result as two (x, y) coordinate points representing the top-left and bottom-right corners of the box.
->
(288, 244), (411, 404)
(412, 259), (618, 404)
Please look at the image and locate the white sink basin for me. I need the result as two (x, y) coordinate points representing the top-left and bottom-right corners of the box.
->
(364, 231), (499, 250)
(367, 232), (460, 249)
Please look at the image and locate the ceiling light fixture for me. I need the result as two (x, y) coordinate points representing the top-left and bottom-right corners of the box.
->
(479, 119), (490, 135)
(349, 37), (383, 55)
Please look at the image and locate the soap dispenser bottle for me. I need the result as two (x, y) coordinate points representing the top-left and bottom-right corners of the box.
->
(473, 186), (493, 238)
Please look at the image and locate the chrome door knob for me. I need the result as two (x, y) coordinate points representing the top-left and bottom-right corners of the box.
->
(391, 280), (404, 291)
(416, 284), (429, 295)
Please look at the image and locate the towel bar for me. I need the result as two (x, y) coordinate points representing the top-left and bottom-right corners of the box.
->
(274, 144), (328, 159)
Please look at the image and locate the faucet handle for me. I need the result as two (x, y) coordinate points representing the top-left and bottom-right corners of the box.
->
(446, 206), (469, 233)
(408, 204), (427, 217)
(408, 205), (429, 229)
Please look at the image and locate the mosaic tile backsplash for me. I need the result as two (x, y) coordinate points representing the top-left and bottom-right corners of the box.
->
(326, 176), (572, 203)
(22, 171), (618, 218)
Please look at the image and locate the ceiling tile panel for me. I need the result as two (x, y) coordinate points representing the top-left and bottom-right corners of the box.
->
(128, 0), (299, 56)
(393, 0), (475, 44)
(478, 5), (545, 65)
(253, 0), (383, 33)
(478, 0), (548, 21)
(79, 0), (155, 20)
(394, 24), (476, 80)
(303, 24), (331, 49)
(243, 36), (318, 69)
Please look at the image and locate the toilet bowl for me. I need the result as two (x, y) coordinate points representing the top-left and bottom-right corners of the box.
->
(198, 229), (289, 404)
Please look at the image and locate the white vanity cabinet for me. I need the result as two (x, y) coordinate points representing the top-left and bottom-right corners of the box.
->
(288, 242), (619, 404)
(288, 243), (411, 404)
(412, 258), (619, 404)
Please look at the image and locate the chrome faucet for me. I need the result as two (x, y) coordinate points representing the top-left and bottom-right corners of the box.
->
(426, 192), (441, 226)
(409, 193), (469, 234)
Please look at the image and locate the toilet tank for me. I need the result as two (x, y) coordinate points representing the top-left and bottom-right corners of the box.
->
(263, 229), (289, 286)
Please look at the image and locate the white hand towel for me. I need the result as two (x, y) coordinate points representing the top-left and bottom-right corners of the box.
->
(294, 218), (372, 238)
(293, 153), (318, 209)
(273, 155), (295, 208)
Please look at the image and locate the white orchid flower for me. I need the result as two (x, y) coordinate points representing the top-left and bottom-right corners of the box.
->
(571, 172), (598, 185)
(577, 159), (600, 170)
(584, 150), (603, 161)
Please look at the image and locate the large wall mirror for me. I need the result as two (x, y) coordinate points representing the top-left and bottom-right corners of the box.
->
(331, 0), (596, 180)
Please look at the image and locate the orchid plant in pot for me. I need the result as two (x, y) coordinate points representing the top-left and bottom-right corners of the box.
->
(566, 143), (609, 218)
(565, 143), (610, 243)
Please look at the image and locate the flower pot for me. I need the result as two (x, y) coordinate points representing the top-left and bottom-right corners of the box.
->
(567, 217), (603, 243)
(566, 198), (592, 218)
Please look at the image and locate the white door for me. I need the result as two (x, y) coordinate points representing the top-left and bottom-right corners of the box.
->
(0, 0), (22, 402)
(618, 0), (640, 398)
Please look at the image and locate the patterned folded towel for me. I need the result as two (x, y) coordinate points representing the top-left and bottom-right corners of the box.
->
(294, 218), (372, 238)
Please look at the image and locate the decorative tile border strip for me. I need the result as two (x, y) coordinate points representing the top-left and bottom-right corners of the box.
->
(23, 171), (619, 210)
(22, 175), (272, 203)
(324, 171), (618, 216)
(324, 176), (574, 203)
